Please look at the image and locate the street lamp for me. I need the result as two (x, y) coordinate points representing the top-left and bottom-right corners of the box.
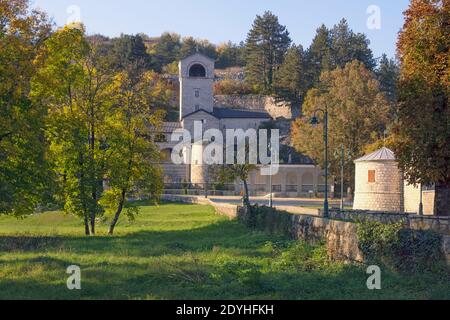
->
(204, 166), (209, 199)
(419, 184), (424, 216)
(340, 145), (345, 211)
(269, 143), (273, 208)
(309, 107), (329, 218)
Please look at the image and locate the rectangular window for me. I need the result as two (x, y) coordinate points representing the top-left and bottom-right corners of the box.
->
(195, 105), (200, 111)
(368, 170), (376, 183)
(195, 90), (200, 98)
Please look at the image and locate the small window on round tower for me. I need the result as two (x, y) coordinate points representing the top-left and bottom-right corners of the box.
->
(368, 170), (376, 183)
(189, 64), (206, 77)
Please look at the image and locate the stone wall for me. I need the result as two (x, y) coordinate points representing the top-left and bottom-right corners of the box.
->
(290, 213), (364, 262)
(161, 195), (450, 265)
(326, 209), (450, 235)
(214, 95), (295, 119)
(238, 206), (450, 265)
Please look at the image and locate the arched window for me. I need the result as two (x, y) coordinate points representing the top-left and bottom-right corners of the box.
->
(189, 64), (206, 77)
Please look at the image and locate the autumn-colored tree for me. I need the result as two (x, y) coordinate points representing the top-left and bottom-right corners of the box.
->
(0, 0), (53, 216)
(394, 0), (449, 216)
(291, 60), (391, 187)
(103, 69), (169, 235)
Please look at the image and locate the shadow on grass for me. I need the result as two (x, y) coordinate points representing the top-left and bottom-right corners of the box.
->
(0, 220), (277, 257)
(0, 218), (449, 300)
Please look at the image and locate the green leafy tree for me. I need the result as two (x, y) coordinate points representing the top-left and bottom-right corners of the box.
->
(291, 61), (391, 187)
(244, 11), (291, 93)
(216, 41), (246, 69)
(215, 164), (257, 208)
(179, 37), (217, 60)
(274, 45), (307, 108)
(33, 25), (113, 235)
(103, 69), (168, 235)
(393, 0), (449, 216)
(0, 0), (53, 216)
(111, 34), (153, 71)
(150, 32), (182, 72)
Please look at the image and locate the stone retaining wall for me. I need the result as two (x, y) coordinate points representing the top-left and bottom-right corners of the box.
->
(326, 209), (450, 235)
(161, 195), (450, 265)
(239, 206), (450, 265)
(237, 206), (364, 263)
(291, 214), (363, 262)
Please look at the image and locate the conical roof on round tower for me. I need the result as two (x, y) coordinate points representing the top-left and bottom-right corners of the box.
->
(354, 147), (396, 162)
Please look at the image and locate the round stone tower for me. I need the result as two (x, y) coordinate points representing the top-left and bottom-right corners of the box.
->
(190, 140), (210, 186)
(353, 147), (404, 212)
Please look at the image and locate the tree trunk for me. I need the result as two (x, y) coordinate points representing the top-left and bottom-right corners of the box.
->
(89, 121), (97, 235)
(434, 181), (450, 216)
(109, 189), (126, 235)
(243, 179), (251, 208)
(84, 215), (90, 236)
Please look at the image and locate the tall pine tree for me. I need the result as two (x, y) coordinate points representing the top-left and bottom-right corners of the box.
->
(304, 24), (333, 88)
(274, 45), (306, 109)
(376, 54), (400, 102)
(330, 19), (375, 71)
(245, 11), (291, 94)
(304, 20), (375, 90)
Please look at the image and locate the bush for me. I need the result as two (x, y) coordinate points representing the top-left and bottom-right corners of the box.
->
(213, 79), (254, 95)
(357, 221), (445, 273)
(272, 242), (330, 272)
(213, 260), (263, 290)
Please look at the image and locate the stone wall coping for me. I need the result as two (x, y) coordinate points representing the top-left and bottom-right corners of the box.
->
(328, 209), (449, 221)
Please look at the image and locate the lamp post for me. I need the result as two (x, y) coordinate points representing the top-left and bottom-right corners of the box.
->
(310, 107), (329, 218)
(419, 184), (424, 216)
(204, 166), (209, 199)
(269, 142), (273, 208)
(340, 145), (345, 211)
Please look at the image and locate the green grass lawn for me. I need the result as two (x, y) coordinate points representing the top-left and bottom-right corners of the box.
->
(0, 202), (448, 300)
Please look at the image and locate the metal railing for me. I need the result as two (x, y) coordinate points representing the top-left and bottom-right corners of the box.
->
(286, 185), (298, 192)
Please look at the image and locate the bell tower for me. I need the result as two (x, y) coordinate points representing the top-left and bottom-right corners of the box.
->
(179, 53), (215, 120)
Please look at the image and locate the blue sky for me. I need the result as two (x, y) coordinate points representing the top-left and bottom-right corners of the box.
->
(32, 0), (410, 58)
